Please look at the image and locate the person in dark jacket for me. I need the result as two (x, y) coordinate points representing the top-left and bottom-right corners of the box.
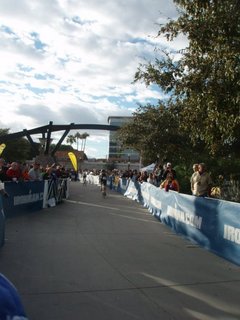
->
(162, 162), (177, 180)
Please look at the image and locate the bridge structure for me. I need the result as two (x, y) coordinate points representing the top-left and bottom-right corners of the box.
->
(0, 121), (120, 158)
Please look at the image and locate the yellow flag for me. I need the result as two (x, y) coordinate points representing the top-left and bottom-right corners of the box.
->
(68, 152), (78, 171)
(0, 143), (6, 156)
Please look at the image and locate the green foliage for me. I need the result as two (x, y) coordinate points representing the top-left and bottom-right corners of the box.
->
(134, 0), (240, 157)
(66, 134), (76, 146)
(0, 129), (32, 162)
(127, 1), (240, 200)
(173, 164), (192, 194)
(67, 132), (90, 151)
(117, 102), (207, 166)
(0, 128), (9, 136)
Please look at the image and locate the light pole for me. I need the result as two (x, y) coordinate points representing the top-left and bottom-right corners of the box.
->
(37, 137), (54, 166)
(128, 154), (130, 171)
(38, 137), (47, 154)
(38, 137), (53, 154)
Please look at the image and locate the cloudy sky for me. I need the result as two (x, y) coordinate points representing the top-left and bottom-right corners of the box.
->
(0, 0), (184, 159)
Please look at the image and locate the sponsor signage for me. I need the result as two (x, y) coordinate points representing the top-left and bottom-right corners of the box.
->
(3, 181), (44, 217)
(125, 180), (240, 266)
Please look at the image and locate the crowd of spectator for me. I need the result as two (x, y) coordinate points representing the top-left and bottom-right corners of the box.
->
(0, 157), (214, 198)
(89, 161), (212, 197)
(0, 158), (71, 183)
(106, 162), (180, 192)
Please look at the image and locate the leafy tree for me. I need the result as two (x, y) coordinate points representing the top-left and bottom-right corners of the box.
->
(81, 132), (90, 152)
(74, 132), (82, 151)
(66, 134), (76, 147)
(134, 0), (240, 157)
(117, 102), (201, 166)
(0, 129), (32, 162)
(67, 132), (90, 152)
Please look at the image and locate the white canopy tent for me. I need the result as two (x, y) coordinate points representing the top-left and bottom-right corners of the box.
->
(140, 163), (156, 173)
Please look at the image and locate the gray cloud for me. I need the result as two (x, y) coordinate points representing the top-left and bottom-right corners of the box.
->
(0, 0), (180, 157)
(16, 104), (61, 124)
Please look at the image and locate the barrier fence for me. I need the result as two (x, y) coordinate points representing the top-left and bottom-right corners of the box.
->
(2, 181), (45, 218)
(1, 175), (240, 266)
(0, 179), (69, 247)
(82, 174), (240, 265)
(1, 179), (69, 218)
(43, 178), (70, 208)
(124, 180), (240, 266)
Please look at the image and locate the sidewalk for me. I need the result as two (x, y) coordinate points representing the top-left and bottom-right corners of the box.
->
(0, 181), (239, 319)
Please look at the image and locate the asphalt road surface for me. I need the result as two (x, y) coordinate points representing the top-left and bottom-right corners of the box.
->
(0, 181), (240, 320)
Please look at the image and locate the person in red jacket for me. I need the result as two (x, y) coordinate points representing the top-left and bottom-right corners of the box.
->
(6, 162), (22, 181)
(160, 172), (180, 192)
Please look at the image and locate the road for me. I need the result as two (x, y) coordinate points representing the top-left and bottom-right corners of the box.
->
(0, 181), (239, 319)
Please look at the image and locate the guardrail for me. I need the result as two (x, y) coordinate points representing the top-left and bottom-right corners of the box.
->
(124, 180), (240, 266)
(0, 179), (70, 247)
(87, 174), (240, 266)
(2, 175), (239, 266)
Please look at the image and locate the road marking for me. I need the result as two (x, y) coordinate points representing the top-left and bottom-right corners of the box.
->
(66, 199), (159, 224)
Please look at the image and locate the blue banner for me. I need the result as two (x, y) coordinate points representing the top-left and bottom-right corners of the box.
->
(2, 181), (45, 217)
(125, 181), (240, 266)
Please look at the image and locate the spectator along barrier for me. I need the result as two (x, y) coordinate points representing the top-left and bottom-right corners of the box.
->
(0, 179), (69, 247)
(124, 180), (240, 266)
(85, 174), (129, 193)
(86, 174), (100, 185)
(85, 173), (240, 266)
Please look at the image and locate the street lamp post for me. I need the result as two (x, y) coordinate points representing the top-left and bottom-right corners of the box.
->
(38, 137), (47, 154)
(128, 154), (130, 171)
(37, 137), (54, 166)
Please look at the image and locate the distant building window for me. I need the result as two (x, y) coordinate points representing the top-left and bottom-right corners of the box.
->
(108, 116), (139, 161)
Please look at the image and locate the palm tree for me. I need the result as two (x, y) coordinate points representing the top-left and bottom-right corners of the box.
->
(66, 134), (76, 148)
(67, 132), (89, 154)
(81, 132), (90, 153)
(74, 132), (82, 151)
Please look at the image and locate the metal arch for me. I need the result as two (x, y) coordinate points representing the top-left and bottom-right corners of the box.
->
(0, 122), (120, 156)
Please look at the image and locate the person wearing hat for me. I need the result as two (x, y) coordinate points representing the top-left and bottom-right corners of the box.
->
(162, 162), (177, 180)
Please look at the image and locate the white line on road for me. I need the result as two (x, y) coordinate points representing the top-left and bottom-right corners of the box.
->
(66, 199), (159, 224)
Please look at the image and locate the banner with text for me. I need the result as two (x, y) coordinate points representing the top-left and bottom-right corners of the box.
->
(125, 180), (240, 266)
(3, 181), (45, 217)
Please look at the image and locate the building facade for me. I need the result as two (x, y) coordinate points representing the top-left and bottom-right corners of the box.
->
(108, 116), (139, 162)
